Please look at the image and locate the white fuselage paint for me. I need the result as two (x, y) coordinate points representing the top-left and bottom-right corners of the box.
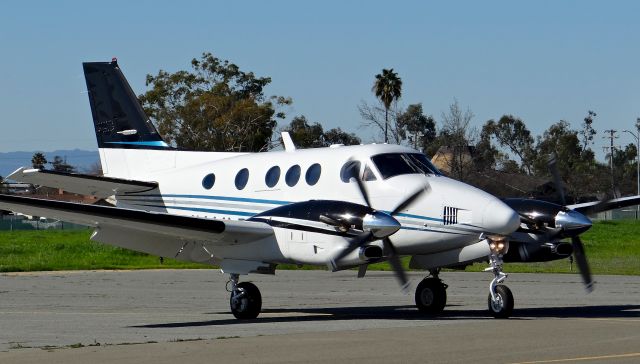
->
(99, 143), (519, 268)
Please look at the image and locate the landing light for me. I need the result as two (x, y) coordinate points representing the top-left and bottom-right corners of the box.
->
(488, 236), (509, 255)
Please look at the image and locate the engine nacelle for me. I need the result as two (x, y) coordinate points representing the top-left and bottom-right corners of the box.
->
(504, 198), (592, 238)
(503, 241), (573, 262)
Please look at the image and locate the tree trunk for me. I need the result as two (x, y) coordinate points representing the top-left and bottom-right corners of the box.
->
(384, 108), (389, 143)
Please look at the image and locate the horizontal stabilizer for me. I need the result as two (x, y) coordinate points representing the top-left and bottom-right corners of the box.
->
(7, 167), (158, 198)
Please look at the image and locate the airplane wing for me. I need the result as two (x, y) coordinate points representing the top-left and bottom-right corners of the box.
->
(568, 195), (640, 215)
(7, 167), (157, 198)
(0, 194), (274, 248)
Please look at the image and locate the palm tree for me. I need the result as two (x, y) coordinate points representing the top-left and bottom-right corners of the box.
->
(31, 152), (47, 169)
(372, 68), (402, 143)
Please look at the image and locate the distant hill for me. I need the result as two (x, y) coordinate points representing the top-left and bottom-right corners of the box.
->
(0, 149), (99, 179)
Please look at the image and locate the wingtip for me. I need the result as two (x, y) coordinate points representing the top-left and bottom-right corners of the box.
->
(6, 166), (27, 181)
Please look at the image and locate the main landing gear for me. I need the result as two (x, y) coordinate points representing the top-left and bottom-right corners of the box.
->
(414, 269), (448, 315)
(485, 239), (514, 318)
(227, 274), (262, 319)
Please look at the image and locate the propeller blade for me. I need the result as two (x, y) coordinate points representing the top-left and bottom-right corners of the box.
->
(319, 214), (340, 226)
(328, 232), (372, 270)
(383, 238), (410, 293)
(353, 172), (371, 208)
(319, 214), (349, 231)
(390, 184), (431, 216)
(357, 264), (367, 278)
(571, 236), (594, 292)
(573, 195), (637, 216)
(548, 153), (566, 206)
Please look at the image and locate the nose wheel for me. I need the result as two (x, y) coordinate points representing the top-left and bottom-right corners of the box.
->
(227, 274), (262, 319)
(488, 284), (513, 318)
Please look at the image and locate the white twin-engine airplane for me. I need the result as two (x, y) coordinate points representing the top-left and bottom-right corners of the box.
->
(1, 60), (637, 320)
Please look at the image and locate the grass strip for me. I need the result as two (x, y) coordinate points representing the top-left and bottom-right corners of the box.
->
(0, 220), (638, 275)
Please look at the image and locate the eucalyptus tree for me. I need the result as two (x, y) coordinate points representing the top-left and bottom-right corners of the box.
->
(483, 115), (535, 174)
(139, 52), (292, 152)
(282, 115), (361, 148)
(397, 103), (436, 150)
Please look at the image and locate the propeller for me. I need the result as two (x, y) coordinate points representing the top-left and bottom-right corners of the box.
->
(329, 160), (431, 291)
(547, 154), (594, 292)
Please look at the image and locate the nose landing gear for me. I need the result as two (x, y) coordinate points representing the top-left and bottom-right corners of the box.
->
(485, 239), (514, 318)
(227, 274), (262, 319)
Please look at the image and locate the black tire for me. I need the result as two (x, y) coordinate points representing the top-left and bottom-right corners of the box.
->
(415, 278), (447, 315)
(230, 282), (262, 319)
(488, 284), (514, 319)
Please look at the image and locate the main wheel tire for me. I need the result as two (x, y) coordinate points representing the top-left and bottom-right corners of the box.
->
(415, 278), (447, 315)
(488, 284), (514, 319)
(230, 282), (262, 319)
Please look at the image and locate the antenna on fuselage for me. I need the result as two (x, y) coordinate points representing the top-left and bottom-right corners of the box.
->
(281, 132), (297, 152)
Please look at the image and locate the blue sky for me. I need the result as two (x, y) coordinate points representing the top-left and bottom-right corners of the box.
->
(1, 0), (639, 161)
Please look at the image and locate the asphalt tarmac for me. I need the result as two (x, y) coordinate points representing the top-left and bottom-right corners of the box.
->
(0, 269), (639, 363)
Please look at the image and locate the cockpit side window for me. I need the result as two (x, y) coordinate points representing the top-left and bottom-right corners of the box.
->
(340, 160), (361, 183)
(362, 165), (377, 181)
(371, 153), (440, 179)
(407, 153), (441, 175)
(371, 154), (416, 179)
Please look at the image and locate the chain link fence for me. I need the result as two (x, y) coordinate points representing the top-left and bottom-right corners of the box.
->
(0, 215), (89, 231)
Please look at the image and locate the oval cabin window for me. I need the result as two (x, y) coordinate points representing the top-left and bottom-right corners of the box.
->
(285, 165), (301, 187)
(202, 173), (216, 189)
(235, 168), (250, 190)
(305, 163), (322, 186)
(265, 166), (281, 188)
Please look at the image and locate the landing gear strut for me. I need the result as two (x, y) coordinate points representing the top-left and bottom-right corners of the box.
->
(415, 269), (448, 315)
(485, 241), (514, 318)
(227, 274), (262, 319)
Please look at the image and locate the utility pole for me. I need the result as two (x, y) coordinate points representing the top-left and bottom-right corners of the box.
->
(623, 118), (640, 219)
(602, 129), (619, 198)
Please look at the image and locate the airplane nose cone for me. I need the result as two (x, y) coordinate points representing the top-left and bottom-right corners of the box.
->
(482, 199), (521, 235)
(555, 209), (592, 234)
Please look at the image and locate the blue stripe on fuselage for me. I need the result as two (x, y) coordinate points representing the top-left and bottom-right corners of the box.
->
(105, 141), (170, 147)
(131, 194), (290, 206)
(140, 204), (256, 217)
(128, 194), (444, 223)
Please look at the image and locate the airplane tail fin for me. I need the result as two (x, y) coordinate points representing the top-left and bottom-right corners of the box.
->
(83, 59), (171, 150)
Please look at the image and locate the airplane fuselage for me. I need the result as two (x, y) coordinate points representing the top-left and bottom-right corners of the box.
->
(107, 143), (519, 269)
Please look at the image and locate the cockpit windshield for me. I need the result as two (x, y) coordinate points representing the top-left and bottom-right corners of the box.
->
(371, 153), (441, 179)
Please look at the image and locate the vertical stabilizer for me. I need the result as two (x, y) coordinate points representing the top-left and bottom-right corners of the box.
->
(83, 59), (170, 149)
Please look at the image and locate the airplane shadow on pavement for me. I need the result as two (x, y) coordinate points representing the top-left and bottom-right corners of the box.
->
(131, 304), (640, 328)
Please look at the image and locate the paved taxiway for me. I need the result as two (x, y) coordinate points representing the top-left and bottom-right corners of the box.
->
(1, 270), (639, 363)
